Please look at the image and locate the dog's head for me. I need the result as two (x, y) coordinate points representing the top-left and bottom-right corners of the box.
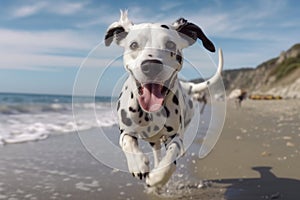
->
(105, 10), (215, 112)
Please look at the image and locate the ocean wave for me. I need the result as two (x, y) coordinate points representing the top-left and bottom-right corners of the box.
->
(0, 103), (71, 115)
(0, 102), (118, 145)
(0, 102), (114, 115)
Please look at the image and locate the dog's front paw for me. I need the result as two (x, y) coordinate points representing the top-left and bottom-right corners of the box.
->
(126, 151), (150, 180)
(145, 161), (176, 188)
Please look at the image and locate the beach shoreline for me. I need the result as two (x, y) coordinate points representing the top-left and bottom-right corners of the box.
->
(0, 100), (299, 199)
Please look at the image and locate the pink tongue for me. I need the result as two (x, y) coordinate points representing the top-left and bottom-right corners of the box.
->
(138, 83), (164, 112)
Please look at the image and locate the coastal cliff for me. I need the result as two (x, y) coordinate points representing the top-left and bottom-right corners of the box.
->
(194, 43), (300, 98)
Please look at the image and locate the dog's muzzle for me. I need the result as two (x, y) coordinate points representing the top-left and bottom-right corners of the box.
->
(128, 60), (177, 113)
(141, 59), (163, 78)
(134, 59), (165, 112)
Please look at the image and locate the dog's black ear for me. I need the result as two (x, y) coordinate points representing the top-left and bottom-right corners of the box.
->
(104, 10), (132, 47)
(173, 18), (215, 52)
(105, 26), (128, 46)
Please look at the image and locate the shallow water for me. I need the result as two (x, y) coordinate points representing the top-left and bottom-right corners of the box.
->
(0, 126), (220, 200)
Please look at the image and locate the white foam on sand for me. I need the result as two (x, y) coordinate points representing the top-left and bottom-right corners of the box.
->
(75, 180), (100, 192)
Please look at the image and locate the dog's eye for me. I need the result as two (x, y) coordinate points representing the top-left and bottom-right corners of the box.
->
(166, 41), (176, 50)
(130, 41), (139, 50)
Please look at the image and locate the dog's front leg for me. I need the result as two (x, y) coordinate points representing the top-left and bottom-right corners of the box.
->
(150, 141), (161, 168)
(146, 136), (183, 188)
(120, 134), (150, 180)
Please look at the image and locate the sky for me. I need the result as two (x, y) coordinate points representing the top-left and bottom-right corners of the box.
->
(0, 0), (299, 96)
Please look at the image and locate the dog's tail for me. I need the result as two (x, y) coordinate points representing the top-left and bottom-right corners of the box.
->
(181, 48), (223, 95)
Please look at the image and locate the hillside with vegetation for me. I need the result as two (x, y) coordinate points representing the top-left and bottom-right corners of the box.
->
(218, 43), (300, 98)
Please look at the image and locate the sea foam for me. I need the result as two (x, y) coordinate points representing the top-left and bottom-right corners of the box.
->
(0, 94), (117, 145)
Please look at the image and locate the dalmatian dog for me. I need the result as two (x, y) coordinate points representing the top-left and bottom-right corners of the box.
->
(105, 10), (223, 189)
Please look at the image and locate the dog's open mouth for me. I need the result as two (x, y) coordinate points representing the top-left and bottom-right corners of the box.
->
(138, 83), (168, 112)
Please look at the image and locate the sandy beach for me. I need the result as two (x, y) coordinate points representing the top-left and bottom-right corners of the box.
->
(192, 99), (300, 199)
(0, 100), (299, 200)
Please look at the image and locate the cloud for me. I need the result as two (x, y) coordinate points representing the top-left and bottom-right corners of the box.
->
(0, 28), (124, 70)
(75, 9), (120, 28)
(159, 2), (183, 11)
(51, 2), (86, 15)
(0, 29), (92, 52)
(11, 1), (87, 18)
(0, 51), (120, 70)
(12, 2), (47, 18)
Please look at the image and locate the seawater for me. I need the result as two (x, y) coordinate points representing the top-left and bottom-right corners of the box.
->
(0, 93), (117, 145)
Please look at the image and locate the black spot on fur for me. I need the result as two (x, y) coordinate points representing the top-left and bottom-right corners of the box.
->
(121, 109), (132, 126)
(161, 106), (170, 118)
(172, 93), (179, 105)
(138, 105), (143, 118)
(161, 24), (169, 29)
(175, 109), (178, 114)
(117, 101), (120, 111)
(149, 142), (155, 147)
(188, 99), (193, 108)
(119, 92), (123, 98)
(179, 116), (182, 124)
(153, 125), (159, 131)
(164, 125), (174, 132)
(142, 131), (148, 138)
(207, 81), (210, 85)
(176, 50), (182, 64)
(125, 86), (128, 90)
(120, 129), (124, 134)
(147, 126), (151, 133)
(138, 120), (141, 124)
(188, 86), (192, 95)
(170, 134), (177, 140)
(145, 113), (150, 121)
(129, 107), (136, 112)
(173, 160), (177, 165)
(131, 92), (134, 99)
(170, 52), (174, 57)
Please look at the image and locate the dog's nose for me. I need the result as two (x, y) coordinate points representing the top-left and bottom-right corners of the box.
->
(141, 60), (163, 77)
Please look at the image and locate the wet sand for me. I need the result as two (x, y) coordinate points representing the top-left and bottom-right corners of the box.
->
(192, 100), (300, 199)
(0, 100), (299, 199)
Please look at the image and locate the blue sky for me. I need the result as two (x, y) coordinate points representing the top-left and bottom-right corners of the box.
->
(0, 0), (299, 95)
